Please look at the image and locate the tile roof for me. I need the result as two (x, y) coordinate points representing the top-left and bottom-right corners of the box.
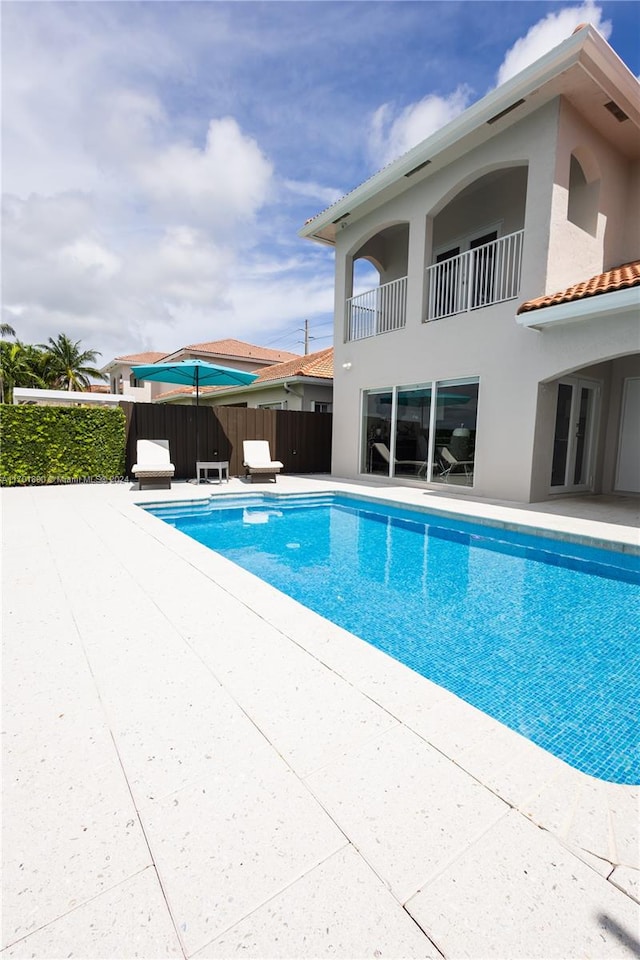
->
(252, 347), (334, 383)
(115, 351), (168, 363)
(179, 338), (300, 364)
(518, 261), (640, 314)
(153, 348), (334, 402)
(153, 386), (196, 400)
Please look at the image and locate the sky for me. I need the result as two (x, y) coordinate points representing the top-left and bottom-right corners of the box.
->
(2, 1), (639, 365)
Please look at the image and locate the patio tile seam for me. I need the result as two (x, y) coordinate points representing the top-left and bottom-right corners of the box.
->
(187, 840), (445, 960)
(415, 736), (635, 883)
(181, 843), (355, 958)
(0, 865), (160, 954)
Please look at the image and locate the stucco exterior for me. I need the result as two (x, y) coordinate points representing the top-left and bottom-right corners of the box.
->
(301, 26), (640, 503)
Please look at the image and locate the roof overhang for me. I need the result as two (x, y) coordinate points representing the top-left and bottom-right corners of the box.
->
(300, 25), (640, 246)
(516, 286), (640, 330)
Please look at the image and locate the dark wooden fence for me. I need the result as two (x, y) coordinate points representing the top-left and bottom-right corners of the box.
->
(121, 402), (332, 479)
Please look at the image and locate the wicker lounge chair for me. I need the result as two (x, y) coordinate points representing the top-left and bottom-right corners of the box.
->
(242, 440), (283, 483)
(132, 439), (175, 490)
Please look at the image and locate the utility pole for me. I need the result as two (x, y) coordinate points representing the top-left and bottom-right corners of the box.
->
(298, 319), (314, 355)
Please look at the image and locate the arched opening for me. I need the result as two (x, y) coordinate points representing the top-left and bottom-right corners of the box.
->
(346, 223), (409, 341)
(352, 257), (381, 296)
(567, 151), (600, 237)
(426, 166), (528, 320)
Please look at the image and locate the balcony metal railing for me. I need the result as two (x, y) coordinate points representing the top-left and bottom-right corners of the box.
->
(425, 229), (524, 321)
(345, 276), (407, 342)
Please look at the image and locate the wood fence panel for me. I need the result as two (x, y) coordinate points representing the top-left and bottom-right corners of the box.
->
(121, 403), (331, 479)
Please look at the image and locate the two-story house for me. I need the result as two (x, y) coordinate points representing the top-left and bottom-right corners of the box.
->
(103, 339), (301, 403)
(300, 24), (639, 503)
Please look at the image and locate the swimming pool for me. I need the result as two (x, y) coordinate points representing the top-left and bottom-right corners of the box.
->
(145, 493), (640, 784)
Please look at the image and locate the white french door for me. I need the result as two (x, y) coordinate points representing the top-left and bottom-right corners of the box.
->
(550, 378), (600, 492)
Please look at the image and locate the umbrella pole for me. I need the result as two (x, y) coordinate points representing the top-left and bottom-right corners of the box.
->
(195, 369), (199, 476)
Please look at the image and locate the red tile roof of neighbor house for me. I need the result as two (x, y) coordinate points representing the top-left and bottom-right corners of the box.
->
(518, 261), (640, 314)
(179, 338), (300, 363)
(252, 347), (334, 383)
(153, 386), (201, 400)
(153, 348), (334, 401)
(115, 351), (168, 363)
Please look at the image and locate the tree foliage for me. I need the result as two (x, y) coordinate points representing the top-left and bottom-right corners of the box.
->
(39, 334), (107, 392)
(0, 330), (107, 403)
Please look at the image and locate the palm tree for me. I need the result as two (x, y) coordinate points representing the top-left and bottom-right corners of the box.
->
(40, 334), (108, 391)
(0, 340), (46, 403)
(1, 322), (16, 339)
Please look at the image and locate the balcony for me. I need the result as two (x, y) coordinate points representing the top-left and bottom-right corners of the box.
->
(345, 276), (407, 342)
(425, 230), (524, 322)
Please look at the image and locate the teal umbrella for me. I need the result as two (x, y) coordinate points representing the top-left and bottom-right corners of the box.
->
(131, 358), (258, 473)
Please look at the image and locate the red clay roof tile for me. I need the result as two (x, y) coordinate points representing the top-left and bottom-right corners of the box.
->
(518, 261), (640, 314)
(179, 338), (300, 363)
(115, 351), (168, 363)
(252, 347), (333, 383)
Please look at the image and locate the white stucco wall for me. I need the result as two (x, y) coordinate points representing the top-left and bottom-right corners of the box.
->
(545, 99), (635, 293)
(330, 96), (639, 502)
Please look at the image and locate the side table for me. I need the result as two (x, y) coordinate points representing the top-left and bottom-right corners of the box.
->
(196, 460), (230, 484)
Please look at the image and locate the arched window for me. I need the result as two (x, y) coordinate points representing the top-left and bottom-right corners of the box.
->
(567, 152), (599, 237)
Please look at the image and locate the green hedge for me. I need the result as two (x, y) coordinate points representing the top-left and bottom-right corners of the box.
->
(0, 405), (126, 486)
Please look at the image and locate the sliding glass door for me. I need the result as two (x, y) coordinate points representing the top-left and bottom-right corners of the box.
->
(362, 379), (478, 483)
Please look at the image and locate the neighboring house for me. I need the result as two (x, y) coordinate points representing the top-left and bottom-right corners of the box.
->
(154, 347), (334, 412)
(103, 351), (169, 403)
(160, 338), (299, 372)
(299, 24), (640, 503)
(102, 340), (301, 404)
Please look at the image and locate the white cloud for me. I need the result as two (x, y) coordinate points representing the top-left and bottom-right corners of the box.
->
(1, 4), (280, 359)
(497, 2), (612, 85)
(282, 178), (343, 207)
(369, 86), (473, 167)
(129, 227), (233, 305)
(135, 117), (273, 231)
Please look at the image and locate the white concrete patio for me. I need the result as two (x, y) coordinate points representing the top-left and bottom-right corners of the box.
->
(2, 476), (639, 959)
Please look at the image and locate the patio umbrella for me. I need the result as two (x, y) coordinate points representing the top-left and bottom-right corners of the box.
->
(131, 359), (258, 475)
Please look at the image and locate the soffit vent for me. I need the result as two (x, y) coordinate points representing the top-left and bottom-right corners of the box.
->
(487, 98), (526, 125)
(404, 159), (432, 177)
(332, 212), (351, 225)
(604, 100), (629, 122)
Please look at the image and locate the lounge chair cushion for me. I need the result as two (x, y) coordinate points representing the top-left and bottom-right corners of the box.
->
(132, 439), (175, 480)
(242, 440), (283, 481)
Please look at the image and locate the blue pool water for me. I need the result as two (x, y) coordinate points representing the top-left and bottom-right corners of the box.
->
(145, 493), (640, 784)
